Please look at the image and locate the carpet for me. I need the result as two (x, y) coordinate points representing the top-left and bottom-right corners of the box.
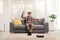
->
(5, 38), (54, 40)
(4, 33), (55, 40)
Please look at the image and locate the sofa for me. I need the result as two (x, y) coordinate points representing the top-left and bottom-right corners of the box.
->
(10, 18), (49, 33)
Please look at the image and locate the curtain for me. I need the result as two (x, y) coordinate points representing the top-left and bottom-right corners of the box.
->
(0, 0), (3, 31)
(12, 0), (45, 19)
(56, 0), (60, 29)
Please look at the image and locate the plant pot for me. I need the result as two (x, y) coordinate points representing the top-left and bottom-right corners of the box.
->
(50, 20), (54, 22)
(50, 19), (54, 22)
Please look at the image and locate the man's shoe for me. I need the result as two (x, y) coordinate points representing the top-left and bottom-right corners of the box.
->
(27, 33), (31, 36)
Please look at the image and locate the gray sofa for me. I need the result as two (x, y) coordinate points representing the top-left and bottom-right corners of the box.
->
(10, 18), (49, 33)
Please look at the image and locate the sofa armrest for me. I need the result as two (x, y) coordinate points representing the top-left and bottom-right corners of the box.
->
(43, 22), (49, 33)
(10, 23), (14, 33)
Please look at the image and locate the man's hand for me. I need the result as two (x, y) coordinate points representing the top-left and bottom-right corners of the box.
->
(21, 11), (26, 19)
(22, 11), (24, 14)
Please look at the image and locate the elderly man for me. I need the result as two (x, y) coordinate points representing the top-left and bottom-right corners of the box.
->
(21, 11), (40, 35)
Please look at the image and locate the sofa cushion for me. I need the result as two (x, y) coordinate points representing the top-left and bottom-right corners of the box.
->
(14, 25), (26, 30)
(39, 18), (44, 24)
(21, 18), (44, 25)
(14, 25), (44, 30)
(33, 25), (44, 30)
(33, 18), (44, 25)
(21, 20), (26, 25)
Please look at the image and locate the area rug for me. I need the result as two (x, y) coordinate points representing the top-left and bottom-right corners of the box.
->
(4, 33), (55, 40)
(2, 33), (55, 40)
(5, 38), (55, 40)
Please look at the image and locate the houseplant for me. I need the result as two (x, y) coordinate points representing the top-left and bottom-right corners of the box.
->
(48, 14), (56, 22)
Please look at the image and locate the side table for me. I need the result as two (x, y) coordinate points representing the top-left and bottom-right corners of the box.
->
(49, 22), (55, 31)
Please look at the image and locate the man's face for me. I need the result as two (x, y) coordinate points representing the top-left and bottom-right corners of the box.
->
(28, 12), (31, 16)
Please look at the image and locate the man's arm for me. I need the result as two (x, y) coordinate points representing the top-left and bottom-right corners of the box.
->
(33, 17), (40, 21)
(21, 11), (26, 19)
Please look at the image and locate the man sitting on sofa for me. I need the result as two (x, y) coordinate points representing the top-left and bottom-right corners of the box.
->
(21, 11), (40, 35)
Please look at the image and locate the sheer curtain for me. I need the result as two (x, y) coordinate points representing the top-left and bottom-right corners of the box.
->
(34, 0), (45, 18)
(12, 0), (33, 19)
(0, 0), (3, 31)
(56, 0), (60, 29)
(12, 0), (46, 19)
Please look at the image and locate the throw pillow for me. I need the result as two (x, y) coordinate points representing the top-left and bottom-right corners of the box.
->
(12, 19), (22, 26)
